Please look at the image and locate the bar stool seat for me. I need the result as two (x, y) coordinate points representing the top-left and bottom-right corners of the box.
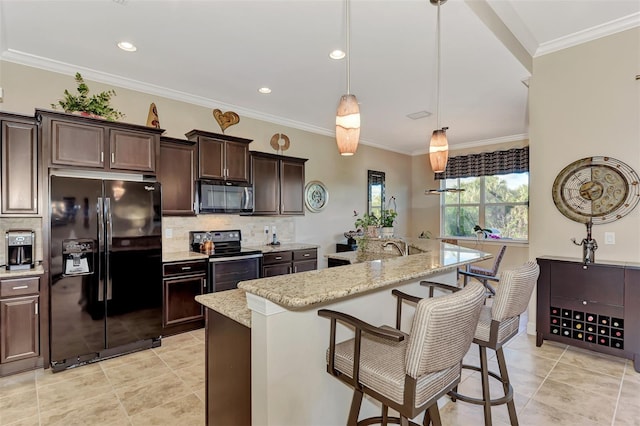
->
(319, 282), (487, 426)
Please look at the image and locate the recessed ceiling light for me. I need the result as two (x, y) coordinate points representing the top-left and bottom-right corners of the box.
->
(258, 87), (272, 94)
(329, 49), (345, 60)
(117, 41), (137, 52)
(406, 110), (432, 120)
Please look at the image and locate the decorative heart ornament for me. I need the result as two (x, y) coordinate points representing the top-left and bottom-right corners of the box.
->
(213, 109), (240, 133)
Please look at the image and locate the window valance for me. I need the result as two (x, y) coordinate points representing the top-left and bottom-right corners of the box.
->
(435, 146), (529, 180)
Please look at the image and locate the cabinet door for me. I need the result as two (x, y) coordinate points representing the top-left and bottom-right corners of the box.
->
(1, 120), (38, 215)
(293, 259), (317, 274)
(51, 120), (105, 168)
(110, 129), (157, 173)
(199, 137), (225, 179)
(159, 139), (196, 215)
(252, 154), (280, 215)
(225, 141), (249, 182)
(163, 275), (205, 327)
(263, 264), (291, 277)
(280, 159), (305, 215)
(0, 296), (39, 363)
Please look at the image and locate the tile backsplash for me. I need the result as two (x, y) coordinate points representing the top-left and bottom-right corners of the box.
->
(162, 215), (295, 254)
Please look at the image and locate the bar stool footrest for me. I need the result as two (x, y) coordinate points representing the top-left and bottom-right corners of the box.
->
(356, 416), (420, 426)
(448, 363), (514, 407)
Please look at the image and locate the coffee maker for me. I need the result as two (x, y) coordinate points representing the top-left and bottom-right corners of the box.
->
(6, 230), (35, 270)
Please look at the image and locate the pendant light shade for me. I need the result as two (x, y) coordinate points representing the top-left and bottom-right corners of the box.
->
(335, 0), (360, 156)
(429, 127), (448, 173)
(428, 0), (449, 172)
(336, 94), (360, 156)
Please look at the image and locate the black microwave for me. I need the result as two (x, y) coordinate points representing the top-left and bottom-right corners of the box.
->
(198, 181), (254, 214)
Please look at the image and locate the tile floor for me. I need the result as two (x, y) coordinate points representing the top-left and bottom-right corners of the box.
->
(1, 323), (639, 425)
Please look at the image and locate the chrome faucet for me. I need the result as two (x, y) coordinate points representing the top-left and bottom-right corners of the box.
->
(383, 240), (408, 256)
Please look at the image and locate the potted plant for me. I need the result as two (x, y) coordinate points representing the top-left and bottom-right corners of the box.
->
(354, 212), (379, 237)
(380, 209), (398, 238)
(51, 72), (125, 121)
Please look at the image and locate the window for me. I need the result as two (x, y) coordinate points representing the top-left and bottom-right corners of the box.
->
(442, 172), (529, 241)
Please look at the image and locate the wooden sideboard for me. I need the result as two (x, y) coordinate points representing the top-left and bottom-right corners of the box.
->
(536, 256), (640, 372)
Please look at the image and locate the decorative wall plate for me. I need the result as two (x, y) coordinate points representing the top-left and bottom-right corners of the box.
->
(552, 156), (640, 224)
(304, 181), (328, 212)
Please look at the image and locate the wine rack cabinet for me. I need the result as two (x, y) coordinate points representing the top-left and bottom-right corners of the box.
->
(537, 257), (640, 372)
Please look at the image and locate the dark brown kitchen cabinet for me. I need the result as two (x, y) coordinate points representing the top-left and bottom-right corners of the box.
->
(158, 137), (196, 216)
(0, 276), (41, 375)
(262, 248), (317, 277)
(250, 151), (307, 215)
(185, 130), (251, 182)
(38, 109), (163, 175)
(1, 113), (38, 215)
(162, 260), (206, 335)
(537, 257), (640, 372)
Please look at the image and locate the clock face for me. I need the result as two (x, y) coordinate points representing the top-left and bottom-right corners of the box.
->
(552, 157), (640, 224)
(304, 181), (328, 212)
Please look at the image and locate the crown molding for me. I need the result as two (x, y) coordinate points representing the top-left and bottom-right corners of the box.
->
(535, 12), (640, 57)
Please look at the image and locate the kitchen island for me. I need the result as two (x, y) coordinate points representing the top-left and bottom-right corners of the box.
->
(196, 239), (490, 425)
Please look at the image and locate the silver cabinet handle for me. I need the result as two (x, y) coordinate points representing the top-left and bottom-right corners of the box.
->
(181, 266), (192, 271)
(275, 256), (282, 260)
(12, 285), (28, 290)
(111, 152), (115, 163)
(35, 302), (38, 315)
(101, 152), (104, 162)
(582, 300), (587, 305)
(303, 253), (310, 257)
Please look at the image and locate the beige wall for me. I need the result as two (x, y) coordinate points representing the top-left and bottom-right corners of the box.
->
(0, 61), (413, 267)
(527, 27), (640, 333)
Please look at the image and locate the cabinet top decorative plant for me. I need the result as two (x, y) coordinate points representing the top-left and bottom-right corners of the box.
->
(51, 72), (125, 121)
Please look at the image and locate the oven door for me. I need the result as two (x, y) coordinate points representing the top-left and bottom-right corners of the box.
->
(208, 253), (262, 292)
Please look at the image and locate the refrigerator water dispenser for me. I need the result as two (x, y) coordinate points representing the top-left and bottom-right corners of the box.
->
(62, 239), (94, 276)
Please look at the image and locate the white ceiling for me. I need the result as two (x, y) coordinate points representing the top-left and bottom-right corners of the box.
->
(1, 0), (638, 155)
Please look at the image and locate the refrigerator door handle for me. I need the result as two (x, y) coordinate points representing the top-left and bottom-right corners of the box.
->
(97, 197), (105, 302)
(105, 197), (113, 301)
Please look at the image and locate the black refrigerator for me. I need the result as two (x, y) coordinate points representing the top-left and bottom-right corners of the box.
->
(49, 175), (162, 371)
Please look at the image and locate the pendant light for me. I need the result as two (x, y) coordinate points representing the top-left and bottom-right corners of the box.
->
(429, 0), (448, 173)
(335, 0), (360, 156)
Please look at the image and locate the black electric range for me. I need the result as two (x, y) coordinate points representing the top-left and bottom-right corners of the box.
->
(189, 230), (263, 292)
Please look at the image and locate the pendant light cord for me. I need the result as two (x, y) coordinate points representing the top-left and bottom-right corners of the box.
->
(435, 0), (441, 129)
(346, 0), (351, 95)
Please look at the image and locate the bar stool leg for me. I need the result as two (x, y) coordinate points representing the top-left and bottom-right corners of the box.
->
(425, 404), (442, 426)
(478, 345), (493, 426)
(496, 347), (519, 426)
(347, 389), (363, 426)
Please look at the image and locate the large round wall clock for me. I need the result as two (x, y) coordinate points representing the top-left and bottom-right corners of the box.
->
(552, 156), (640, 224)
(304, 181), (329, 212)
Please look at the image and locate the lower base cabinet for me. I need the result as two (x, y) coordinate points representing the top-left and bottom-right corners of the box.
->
(536, 257), (640, 372)
(262, 248), (317, 277)
(0, 276), (42, 376)
(162, 260), (206, 335)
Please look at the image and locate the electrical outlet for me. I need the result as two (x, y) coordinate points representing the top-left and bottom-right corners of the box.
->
(604, 232), (615, 245)
(164, 228), (173, 238)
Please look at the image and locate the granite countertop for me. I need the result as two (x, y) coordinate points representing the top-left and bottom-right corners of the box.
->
(196, 289), (251, 328)
(325, 251), (399, 263)
(0, 265), (45, 278)
(162, 251), (209, 263)
(245, 243), (320, 253)
(238, 239), (491, 309)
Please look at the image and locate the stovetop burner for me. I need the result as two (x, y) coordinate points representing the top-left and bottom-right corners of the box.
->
(189, 230), (262, 258)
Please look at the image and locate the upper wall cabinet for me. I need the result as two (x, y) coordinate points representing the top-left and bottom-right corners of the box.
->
(37, 110), (164, 175)
(185, 130), (251, 183)
(250, 151), (307, 215)
(1, 113), (38, 216)
(158, 137), (197, 216)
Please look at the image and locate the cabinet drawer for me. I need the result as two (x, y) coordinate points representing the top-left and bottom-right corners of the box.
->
(0, 277), (39, 297)
(550, 296), (624, 318)
(550, 262), (624, 306)
(293, 249), (317, 261)
(263, 251), (292, 265)
(163, 261), (207, 277)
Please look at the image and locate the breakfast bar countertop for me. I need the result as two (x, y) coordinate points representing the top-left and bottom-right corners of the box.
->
(238, 239), (491, 309)
(196, 289), (251, 328)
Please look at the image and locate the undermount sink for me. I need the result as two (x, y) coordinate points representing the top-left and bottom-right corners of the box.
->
(407, 245), (426, 255)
